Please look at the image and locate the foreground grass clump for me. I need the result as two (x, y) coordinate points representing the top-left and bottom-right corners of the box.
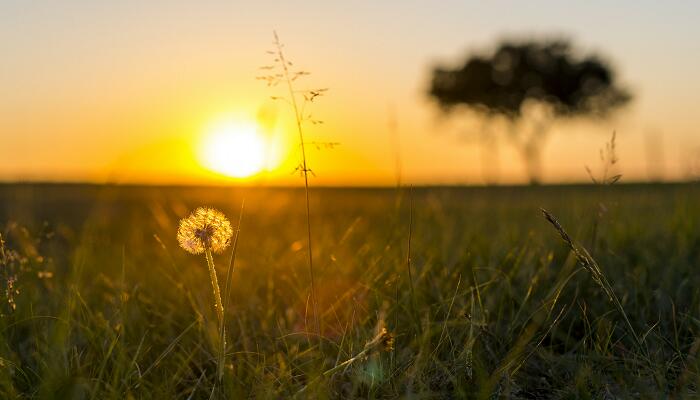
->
(0, 183), (700, 398)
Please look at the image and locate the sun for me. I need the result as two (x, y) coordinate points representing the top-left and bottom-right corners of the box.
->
(199, 120), (270, 178)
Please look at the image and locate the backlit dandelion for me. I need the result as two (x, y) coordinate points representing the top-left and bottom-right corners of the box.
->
(177, 207), (233, 325)
(177, 207), (233, 254)
(177, 205), (243, 384)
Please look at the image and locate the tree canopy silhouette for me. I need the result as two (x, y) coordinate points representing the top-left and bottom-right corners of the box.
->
(428, 39), (631, 183)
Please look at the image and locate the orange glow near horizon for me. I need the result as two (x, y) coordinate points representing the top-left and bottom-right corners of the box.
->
(3, 2), (700, 185)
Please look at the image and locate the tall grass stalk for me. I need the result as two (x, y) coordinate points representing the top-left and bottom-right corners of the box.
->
(218, 201), (245, 381)
(541, 208), (646, 357)
(405, 186), (420, 333)
(585, 131), (621, 253)
(387, 103), (402, 188)
(270, 31), (321, 340)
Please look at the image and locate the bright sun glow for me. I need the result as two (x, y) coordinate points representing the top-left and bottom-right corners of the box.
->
(199, 121), (269, 178)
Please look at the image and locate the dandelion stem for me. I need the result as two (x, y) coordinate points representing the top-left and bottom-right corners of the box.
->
(205, 248), (224, 325)
(205, 246), (226, 383)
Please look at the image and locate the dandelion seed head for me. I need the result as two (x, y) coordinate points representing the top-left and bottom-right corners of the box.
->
(177, 207), (233, 254)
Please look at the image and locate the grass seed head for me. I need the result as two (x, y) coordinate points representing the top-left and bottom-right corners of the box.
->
(364, 327), (395, 355)
(177, 207), (233, 254)
(380, 328), (395, 352)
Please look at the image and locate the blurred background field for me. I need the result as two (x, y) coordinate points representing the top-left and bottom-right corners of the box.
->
(1, 183), (700, 398)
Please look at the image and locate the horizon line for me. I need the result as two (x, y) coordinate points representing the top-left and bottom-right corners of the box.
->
(0, 179), (696, 190)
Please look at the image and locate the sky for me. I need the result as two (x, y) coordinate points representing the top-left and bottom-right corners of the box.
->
(2, 0), (699, 185)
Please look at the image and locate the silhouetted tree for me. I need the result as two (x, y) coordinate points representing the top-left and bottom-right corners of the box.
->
(428, 39), (631, 184)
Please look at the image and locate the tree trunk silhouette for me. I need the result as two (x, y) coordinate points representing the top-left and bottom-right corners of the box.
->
(522, 140), (543, 185)
(478, 122), (500, 185)
(510, 122), (547, 185)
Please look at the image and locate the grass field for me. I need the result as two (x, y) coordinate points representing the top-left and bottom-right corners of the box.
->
(1, 183), (699, 398)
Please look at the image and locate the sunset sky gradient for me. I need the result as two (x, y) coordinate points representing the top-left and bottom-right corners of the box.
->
(2, 1), (699, 185)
